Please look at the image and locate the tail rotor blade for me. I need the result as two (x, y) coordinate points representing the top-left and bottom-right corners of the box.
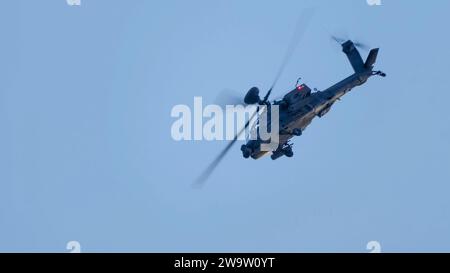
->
(331, 35), (345, 45)
(331, 35), (371, 51)
(354, 41), (371, 51)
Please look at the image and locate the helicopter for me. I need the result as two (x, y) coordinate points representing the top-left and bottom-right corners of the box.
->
(241, 39), (386, 161)
(194, 14), (386, 186)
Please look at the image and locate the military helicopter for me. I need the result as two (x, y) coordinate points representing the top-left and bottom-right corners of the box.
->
(241, 39), (386, 161)
(194, 15), (386, 186)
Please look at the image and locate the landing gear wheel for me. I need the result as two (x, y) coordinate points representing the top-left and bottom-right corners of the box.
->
(284, 147), (294, 158)
(241, 145), (251, 158)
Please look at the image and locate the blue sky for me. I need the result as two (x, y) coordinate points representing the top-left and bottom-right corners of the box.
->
(1, 0), (450, 252)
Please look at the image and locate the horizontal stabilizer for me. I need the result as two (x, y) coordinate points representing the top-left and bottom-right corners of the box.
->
(365, 48), (379, 69)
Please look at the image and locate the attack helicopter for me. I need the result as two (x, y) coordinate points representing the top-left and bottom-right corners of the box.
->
(194, 12), (385, 186)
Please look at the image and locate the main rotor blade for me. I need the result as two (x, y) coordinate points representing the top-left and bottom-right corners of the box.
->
(193, 109), (258, 188)
(264, 8), (315, 101)
(193, 8), (314, 187)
